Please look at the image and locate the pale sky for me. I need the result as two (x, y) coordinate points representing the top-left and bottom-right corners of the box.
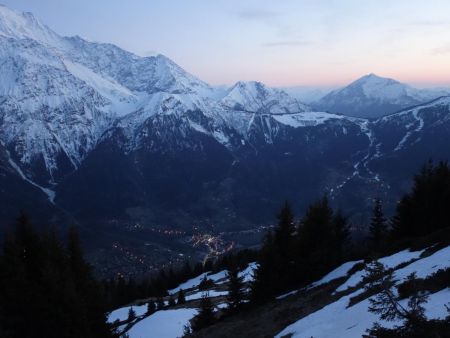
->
(4, 0), (450, 87)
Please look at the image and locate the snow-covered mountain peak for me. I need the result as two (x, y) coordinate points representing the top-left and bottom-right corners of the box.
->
(357, 73), (390, 82)
(221, 80), (310, 114)
(0, 5), (61, 46)
(146, 54), (216, 97)
(229, 80), (276, 96)
(316, 73), (450, 118)
(345, 73), (407, 100)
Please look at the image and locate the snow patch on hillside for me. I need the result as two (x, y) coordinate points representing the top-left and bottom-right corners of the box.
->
(311, 260), (363, 288)
(238, 262), (258, 283)
(273, 112), (346, 128)
(108, 304), (148, 323)
(336, 248), (425, 292)
(394, 108), (425, 151)
(276, 245), (450, 338)
(3, 143), (56, 203)
(185, 290), (228, 301)
(127, 308), (198, 338)
(276, 288), (449, 338)
(168, 270), (226, 295)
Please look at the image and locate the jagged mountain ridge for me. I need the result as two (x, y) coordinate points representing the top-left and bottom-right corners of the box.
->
(0, 5), (311, 188)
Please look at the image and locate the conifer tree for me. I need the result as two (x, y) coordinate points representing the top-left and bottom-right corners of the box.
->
(250, 232), (277, 302)
(226, 265), (245, 312)
(0, 215), (113, 338)
(146, 301), (156, 314)
(369, 198), (387, 249)
(274, 201), (295, 256)
(191, 293), (215, 331)
(128, 307), (136, 321)
(295, 196), (335, 280)
(183, 323), (192, 336)
(168, 295), (176, 306)
(391, 160), (450, 239)
(198, 275), (214, 291)
(298, 196), (334, 251)
(67, 227), (111, 337)
(364, 263), (432, 336)
(156, 297), (165, 310)
(333, 210), (351, 262)
(177, 289), (186, 304)
(181, 261), (193, 280)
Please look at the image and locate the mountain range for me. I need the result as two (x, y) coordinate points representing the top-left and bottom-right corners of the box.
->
(1, 5), (450, 274)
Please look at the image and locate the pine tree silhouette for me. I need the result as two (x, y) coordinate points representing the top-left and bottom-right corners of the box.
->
(177, 289), (186, 304)
(369, 198), (387, 250)
(0, 214), (113, 338)
(191, 293), (215, 331)
(226, 265), (245, 312)
(127, 307), (136, 321)
(156, 297), (165, 310)
(333, 210), (351, 262)
(392, 160), (450, 239)
(146, 301), (156, 314)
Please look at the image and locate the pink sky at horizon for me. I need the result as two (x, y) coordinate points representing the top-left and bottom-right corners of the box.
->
(3, 0), (450, 88)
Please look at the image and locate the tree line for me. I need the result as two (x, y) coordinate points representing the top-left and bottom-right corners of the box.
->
(0, 213), (113, 338)
(102, 248), (257, 311)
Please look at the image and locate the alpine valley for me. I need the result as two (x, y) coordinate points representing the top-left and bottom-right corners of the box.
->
(1, 5), (450, 276)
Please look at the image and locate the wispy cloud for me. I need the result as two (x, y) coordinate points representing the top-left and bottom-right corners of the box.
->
(409, 19), (450, 27)
(262, 40), (312, 48)
(235, 7), (312, 48)
(235, 9), (279, 20)
(432, 42), (450, 55)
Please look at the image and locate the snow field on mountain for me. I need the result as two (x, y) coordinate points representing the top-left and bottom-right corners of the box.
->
(272, 112), (346, 128)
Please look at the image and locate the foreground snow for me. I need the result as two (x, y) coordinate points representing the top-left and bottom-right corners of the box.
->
(185, 290), (228, 301)
(276, 288), (450, 338)
(336, 248), (425, 292)
(276, 245), (450, 338)
(238, 262), (258, 283)
(168, 270), (227, 295)
(108, 304), (148, 323)
(110, 261), (257, 337)
(169, 262), (257, 294)
(311, 260), (363, 288)
(127, 308), (198, 338)
(110, 246), (449, 338)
